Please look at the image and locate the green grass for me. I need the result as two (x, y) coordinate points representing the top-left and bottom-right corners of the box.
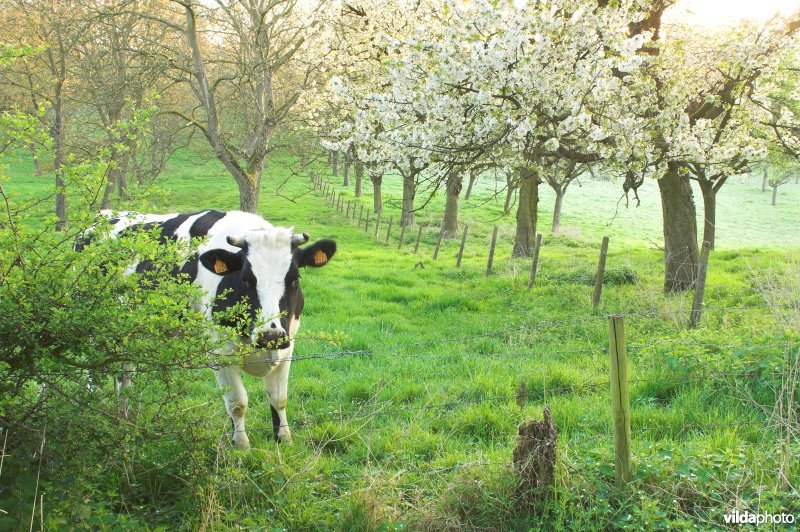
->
(2, 148), (799, 529)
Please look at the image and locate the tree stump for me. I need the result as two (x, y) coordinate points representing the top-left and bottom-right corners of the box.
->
(513, 405), (557, 501)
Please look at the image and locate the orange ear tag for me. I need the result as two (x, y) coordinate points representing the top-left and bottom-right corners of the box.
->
(313, 250), (328, 265)
(214, 258), (228, 274)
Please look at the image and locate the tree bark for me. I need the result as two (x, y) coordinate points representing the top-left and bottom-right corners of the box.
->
(772, 184), (778, 205)
(465, 167), (479, 200)
(354, 160), (363, 197)
(658, 165), (698, 292)
(237, 174), (260, 213)
(401, 169), (415, 226)
(761, 168), (767, 192)
(52, 80), (66, 230)
(331, 151), (339, 177)
(343, 149), (351, 186)
(551, 187), (564, 233)
(698, 180), (716, 250)
(443, 171), (462, 236)
(512, 168), (539, 257)
(29, 144), (42, 177)
(370, 169), (382, 214)
(504, 175), (516, 215)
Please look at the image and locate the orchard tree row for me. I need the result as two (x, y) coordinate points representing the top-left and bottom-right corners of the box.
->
(1, 0), (799, 292)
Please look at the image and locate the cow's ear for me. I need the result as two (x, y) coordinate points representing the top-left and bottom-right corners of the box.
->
(295, 239), (337, 268)
(199, 249), (244, 275)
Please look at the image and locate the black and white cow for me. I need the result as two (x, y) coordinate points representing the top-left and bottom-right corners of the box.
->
(80, 209), (336, 449)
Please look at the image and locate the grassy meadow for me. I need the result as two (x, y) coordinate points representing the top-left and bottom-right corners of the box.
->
(1, 149), (799, 529)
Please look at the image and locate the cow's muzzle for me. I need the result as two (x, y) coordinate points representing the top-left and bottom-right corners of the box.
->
(255, 331), (291, 350)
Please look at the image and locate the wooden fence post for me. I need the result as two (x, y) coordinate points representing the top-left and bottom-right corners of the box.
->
(527, 233), (542, 289)
(364, 209), (370, 233)
(690, 241), (711, 328)
(432, 221), (445, 260)
(385, 216), (393, 243)
(397, 221), (407, 250)
(456, 225), (469, 268)
(358, 205), (363, 228)
(374, 211), (381, 238)
(592, 236), (610, 308)
(608, 314), (633, 489)
(414, 225), (424, 253)
(485, 226), (498, 275)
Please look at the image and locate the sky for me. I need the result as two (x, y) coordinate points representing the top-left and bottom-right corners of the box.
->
(667, 0), (800, 27)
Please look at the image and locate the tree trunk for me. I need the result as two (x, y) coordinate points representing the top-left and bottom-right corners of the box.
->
(465, 168), (479, 200)
(354, 161), (363, 197)
(237, 174), (260, 213)
(658, 165), (698, 292)
(343, 150), (351, 186)
(100, 169), (117, 210)
(551, 187), (564, 233)
(443, 171), (462, 236)
(761, 168), (767, 192)
(29, 143), (42, 176)
(401, 171), (415, 226)
(772, 184), (778, 205)
(331, 151), (339, 177)
(504, 175), (516, 215)
(370, 170), (382, 214)
(512, 168), (539, 257)
(698, 180), (716, 250)
(53, 81), (66, 230)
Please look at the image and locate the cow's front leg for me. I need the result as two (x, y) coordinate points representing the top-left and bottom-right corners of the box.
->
(215, 366), (250, 449)
(264, 359), (292, 443)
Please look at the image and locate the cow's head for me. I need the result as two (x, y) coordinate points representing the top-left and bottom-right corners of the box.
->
(199, 228), (336, 350)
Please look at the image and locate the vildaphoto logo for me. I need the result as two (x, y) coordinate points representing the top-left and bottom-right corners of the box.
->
(723, 509), (796, 525)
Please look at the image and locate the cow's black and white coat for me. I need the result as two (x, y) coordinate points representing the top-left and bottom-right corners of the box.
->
(82, 209), (336, 449)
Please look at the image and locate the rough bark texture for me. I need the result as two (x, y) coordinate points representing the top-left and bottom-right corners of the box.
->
(772, 184), (778, 205)
(465, 168), (479, 200)
(551, 188), (564, 233)
(442, 172), (462, 236)
(354, 160), (363, 197)
(658, 166), (698, 292)
(370, 170), (382, 214)
(513, 405), (557, 502)
(237, 177), (260, 213)
(698, 180), (716, 250)
(401, 170), (415, 227)
(512, 168), (539, 257)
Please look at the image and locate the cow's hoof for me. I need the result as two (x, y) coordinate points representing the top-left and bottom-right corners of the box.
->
(277, 431), (292, 445)
(232, 432), (251, 450)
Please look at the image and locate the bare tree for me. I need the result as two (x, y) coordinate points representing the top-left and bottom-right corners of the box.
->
(142, 0), (327, 212)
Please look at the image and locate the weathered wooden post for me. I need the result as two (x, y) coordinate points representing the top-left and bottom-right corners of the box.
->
(690, 241), (711, 329)
(364, 209), (370, 232)
(485, 226), (498, 275)
(608, 314), (633, 489)
(385, 216), (393, 243)
(527, 233), (543, 289)
(374, 211), (381, 238)
(432, 221), (445, 260)
(397, 221), (407, 250)
(456, 225), (469, 268)
(358, 205), (364, 228)
(414, 225), (424, 253)
(592, 236), (610, 308)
